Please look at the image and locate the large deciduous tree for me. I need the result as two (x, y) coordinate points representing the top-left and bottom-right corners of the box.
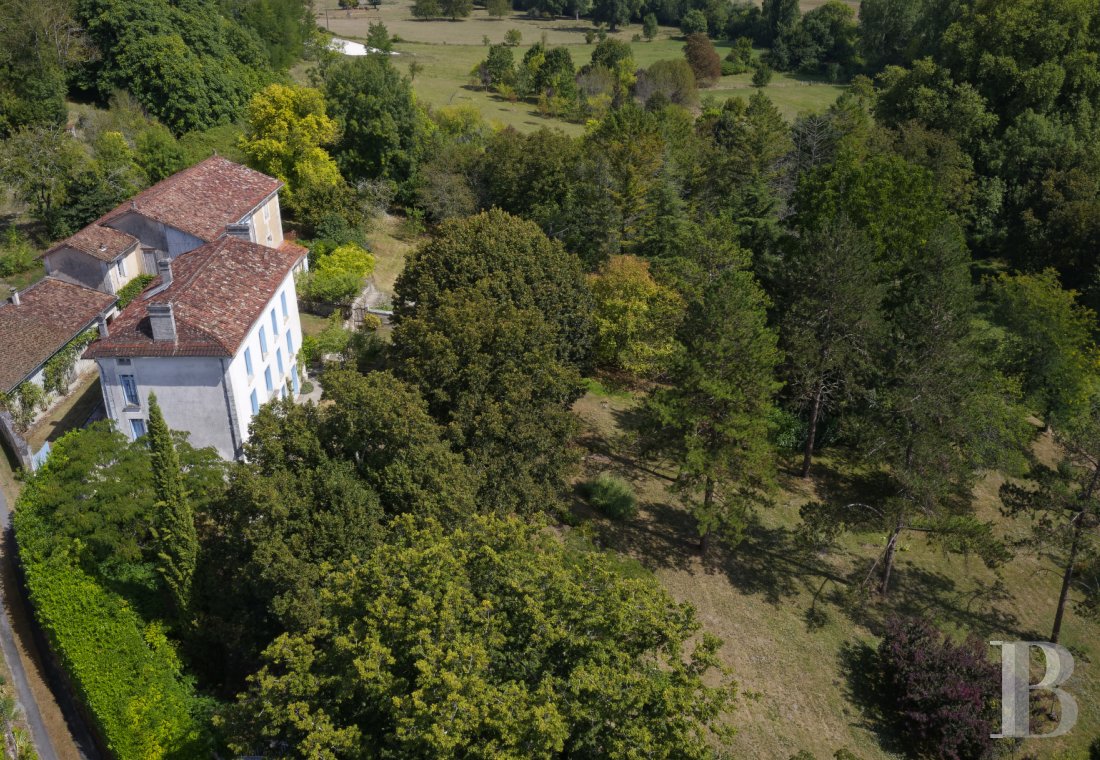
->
(226, 514), (735, 758)
(323, 54), (428, 191)
(394, 209), (595, 369)
(240, 83), (346, 229)
(192, 398), (385, 689)
(989, 269), (1098, 430)
(0, 125), (89, 235)
(591, 0), (641, 32)
(320, 369), (478, 522)
(588, 255), (685, 378)
(392, 285), (584, 515)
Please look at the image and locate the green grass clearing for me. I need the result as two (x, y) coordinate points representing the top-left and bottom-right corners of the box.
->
(367, 213), (421, 295)
(305, 2), (848, 131)
(571, 390), (1100, 759)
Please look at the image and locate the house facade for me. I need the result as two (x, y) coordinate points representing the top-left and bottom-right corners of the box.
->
(42, 225), (144, 298)
(85, 237), (306, 459)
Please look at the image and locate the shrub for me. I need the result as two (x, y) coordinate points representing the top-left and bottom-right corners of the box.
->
(876, 617), (999, 760)
(504, 28), (522, 46)
(10, 382), (45, 431)
(683, 33), (721, 86)
(642, 13), (658, 41)
(752, 62), (773, 87)
(298, 335), (320, 367)
(114, 274), (155, 309)
(298, 243), (375, 305)
(0, 227), (36, 277)
(585, 29), (596, 44)
(581, 473), (637, 520)
(315, 313), (352, 358)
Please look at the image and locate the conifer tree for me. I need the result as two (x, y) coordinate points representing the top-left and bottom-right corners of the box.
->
(147, 393), (197, 621)
(644, 264), (781, 554)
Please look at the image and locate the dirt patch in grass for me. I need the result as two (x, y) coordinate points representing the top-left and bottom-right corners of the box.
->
(571, 389), (1099, 759)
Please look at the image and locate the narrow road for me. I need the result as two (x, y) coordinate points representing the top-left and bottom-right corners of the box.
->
(0, 483), (59, 760)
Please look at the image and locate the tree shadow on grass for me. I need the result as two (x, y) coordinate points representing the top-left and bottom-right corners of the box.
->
(705, 521), (853, 606)
(594, 499), (700, 574)
(837, 638), (912, 757)
(836, 561), (1033, 642)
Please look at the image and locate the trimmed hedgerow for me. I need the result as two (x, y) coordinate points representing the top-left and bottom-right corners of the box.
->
(14, 433), (215, 760)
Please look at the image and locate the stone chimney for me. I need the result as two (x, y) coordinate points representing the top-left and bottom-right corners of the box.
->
(226, 223), (252, 241)
(157, 258), (173, 288)
(97, 315), (109, 339)
(148, 302), (177, 342)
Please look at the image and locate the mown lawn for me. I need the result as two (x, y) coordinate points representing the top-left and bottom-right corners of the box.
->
(572, 387), (1099, 759)
(306, 1), (848, 131)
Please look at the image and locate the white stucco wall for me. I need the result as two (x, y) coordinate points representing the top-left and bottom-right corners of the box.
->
(95, 269), (303, 460)
(97, 355), (239, 458)
(224, 269), (303, 443)
(244, 194), (284, 249)
(105, 247), (146, 293)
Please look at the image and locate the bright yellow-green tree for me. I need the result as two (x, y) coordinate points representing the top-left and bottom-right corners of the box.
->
(588, 255), (684, 378)
(240, 83), (343, 223)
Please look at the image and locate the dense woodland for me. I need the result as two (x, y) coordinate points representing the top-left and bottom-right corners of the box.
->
(4, 0), (1100, 758)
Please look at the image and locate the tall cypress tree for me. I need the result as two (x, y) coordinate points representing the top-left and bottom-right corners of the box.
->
(147, 392), (197, 621)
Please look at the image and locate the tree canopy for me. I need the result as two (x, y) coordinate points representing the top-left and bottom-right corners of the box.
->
(227, 514), (734, 759)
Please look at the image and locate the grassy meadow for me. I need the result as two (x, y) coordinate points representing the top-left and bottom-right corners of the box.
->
(572, 387), (1100, 759)
(308, 1), (849, 130)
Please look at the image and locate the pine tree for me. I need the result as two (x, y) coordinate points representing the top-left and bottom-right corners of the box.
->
(644, 264), (781, 554)
(147, 393), (197, 621)
(779, 218), (885, 477)
(1001, 396), (1100, 643)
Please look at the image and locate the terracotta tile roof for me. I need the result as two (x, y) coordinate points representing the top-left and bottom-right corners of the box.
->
(279, 239), (310, 257)
(84, 237), (305, 360)
(98, 156), (283, 243)
(0, 279), (116, 393)
(44, 224), (139, 262)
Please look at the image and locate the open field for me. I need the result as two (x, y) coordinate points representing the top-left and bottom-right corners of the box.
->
(308, 2), (848, 130)
(367, 213), (420, 295)
(572, 387), (1099, 759)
